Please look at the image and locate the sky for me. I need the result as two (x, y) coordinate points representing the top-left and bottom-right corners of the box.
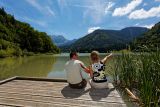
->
(0, 0), (160, 40)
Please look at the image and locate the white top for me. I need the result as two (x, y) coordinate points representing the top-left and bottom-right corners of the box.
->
(65, 59), (84, 84)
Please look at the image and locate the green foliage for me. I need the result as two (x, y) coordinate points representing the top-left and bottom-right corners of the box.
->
(0, 39), (22, 57)
(132, 22), (160, 52)
(0, 7), (60, 57)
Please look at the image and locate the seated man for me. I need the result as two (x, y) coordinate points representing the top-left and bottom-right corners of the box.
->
(65, 52), (90, 89)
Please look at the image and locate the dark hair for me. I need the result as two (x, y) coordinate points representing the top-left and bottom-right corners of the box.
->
(70, 52), (77, 59)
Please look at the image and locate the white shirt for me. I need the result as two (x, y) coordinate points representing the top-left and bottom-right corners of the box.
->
(65, 59), (84, 84)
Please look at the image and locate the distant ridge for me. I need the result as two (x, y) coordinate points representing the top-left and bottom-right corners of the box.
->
(51, 35), (77, 47)
(61, 27), (148, 52)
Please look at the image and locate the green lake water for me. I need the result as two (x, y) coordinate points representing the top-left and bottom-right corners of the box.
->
(0, 53), (114, 80)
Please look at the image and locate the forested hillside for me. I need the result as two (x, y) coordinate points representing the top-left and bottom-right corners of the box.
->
(61, 27), (148, 52)
(0, 8), (60, 57)
(132, 22), (160, 51)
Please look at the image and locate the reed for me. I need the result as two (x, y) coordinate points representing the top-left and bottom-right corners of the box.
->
(113, 51), (160, 107)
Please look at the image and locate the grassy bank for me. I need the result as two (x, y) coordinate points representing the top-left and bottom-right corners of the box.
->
(113, 52), (160, 107)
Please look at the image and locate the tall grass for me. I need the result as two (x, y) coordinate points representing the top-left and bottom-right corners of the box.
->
(113, 52), (160, 107)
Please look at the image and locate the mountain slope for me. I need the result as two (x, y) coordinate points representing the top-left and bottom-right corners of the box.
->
(132, 22), (160, 51)
(51, 35), (68, 46)
(120, 27), (149, 41)
(62, 27), (148, 52)
(51, 35), (77, 46)
(0, 8), (60, 57)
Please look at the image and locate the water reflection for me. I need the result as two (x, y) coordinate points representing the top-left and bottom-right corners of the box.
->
(0, 55), (56, 80)
(48, 71), (66, 79)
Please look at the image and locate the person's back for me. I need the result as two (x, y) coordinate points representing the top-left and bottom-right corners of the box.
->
(65, 59), (83, 84)
(65, 52), (88, 89)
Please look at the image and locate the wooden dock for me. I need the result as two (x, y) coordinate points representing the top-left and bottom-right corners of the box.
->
(0, 76), (127, 107)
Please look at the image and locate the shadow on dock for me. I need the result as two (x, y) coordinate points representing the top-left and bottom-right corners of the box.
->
(89, 88), (115, 101)
(61, 85), (115, 101)
(61, 85), (90, 98)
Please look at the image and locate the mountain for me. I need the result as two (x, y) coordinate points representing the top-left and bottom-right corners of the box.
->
(0, 7), (60, 57)
(120, 27), (149, 41)
(61, 27), (148, 52)
(132, 22), (160, 52)
(51, 35), (77, 46)
(62, 39), (77, 46)
(51, 35), (68, 46)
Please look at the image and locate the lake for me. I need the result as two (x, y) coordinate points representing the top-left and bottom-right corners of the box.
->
(0, 53), (115, 81)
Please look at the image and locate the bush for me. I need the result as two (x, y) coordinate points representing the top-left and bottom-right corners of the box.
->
(0, 50), (9, 58)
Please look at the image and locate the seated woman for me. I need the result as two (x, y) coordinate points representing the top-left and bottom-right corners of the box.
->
(82, 51), (113, 89)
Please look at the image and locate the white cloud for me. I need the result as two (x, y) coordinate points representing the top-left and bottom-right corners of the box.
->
(142, 24), (154, 29)
(83, 0), (115, 24)
(129, 5), (160, 19)
(135, 23), (140, 26)
(134, 23), (154, 29)
(57, 0), (71, 17)
(88, 27), (100, 33)
(105, 2), (115, 14)
(113, 0), (142, 16)
(25, 0), (42, 11)
(45, 6), (55, 16)
(56, 0), (114, 24)
(70, 4), (94, 9)
(25, 0), (55, 17)
(155, 0), (160, 2)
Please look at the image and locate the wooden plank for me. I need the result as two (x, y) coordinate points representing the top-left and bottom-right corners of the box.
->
(0, 87), (126, 104)
(0, 86), (121, 98)
(2, 81), (115, 92)
(0, 95), (125, 107)
(13, 79), (67, 83)
(1, 81), (68, 88)
(0, 103), (22, 107)
(0, 90), (126, 103)
(0, 97), (126, 107)
(10, 79), (114, 89)
(0, 95), (126, 107)
(16, 76), (67, 82)
(0, 83), (84, 91)
(12, 80), (67, 85)
(0, 82), (67, 89)
(0, 81), (115, 92)
(0, 97), (92, 107)
(0, 92), (125, 104)
(0, 77), (17, 85)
